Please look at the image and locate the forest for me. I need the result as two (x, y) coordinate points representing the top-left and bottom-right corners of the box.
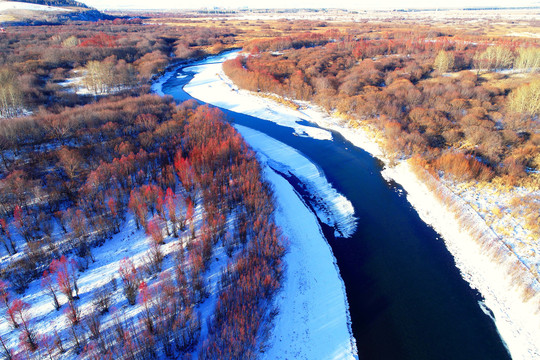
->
(224, 29), (540, 186)
(0, 17), (284, 359)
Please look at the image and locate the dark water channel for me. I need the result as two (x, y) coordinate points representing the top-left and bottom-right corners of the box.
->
(161, 53), (511, 360)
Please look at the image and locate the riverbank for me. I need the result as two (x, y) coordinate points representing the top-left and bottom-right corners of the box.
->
(156, 55), (359, 358)
(179, 54), (540, 360)
(235, 125), (357, 359)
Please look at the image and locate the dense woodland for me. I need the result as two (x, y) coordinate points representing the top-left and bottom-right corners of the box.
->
(0, 18), (284, 359)
(224, 29), (540, 187)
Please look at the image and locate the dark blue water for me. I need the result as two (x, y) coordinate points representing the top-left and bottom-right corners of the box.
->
(161, 54), (511, 360)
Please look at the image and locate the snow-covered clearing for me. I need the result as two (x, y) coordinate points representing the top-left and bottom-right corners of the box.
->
(57, 76), (93, 96)
(58, 74), (132, 96)
(0, 193), (232, 358)
(179, 52), (540, 360)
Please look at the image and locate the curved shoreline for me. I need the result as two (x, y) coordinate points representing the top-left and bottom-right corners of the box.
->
(168, 54), (539, 359)
(235, 125), (358, 359)
(155, 55), (359, 358)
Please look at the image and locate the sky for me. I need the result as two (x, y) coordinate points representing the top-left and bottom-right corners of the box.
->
(79, 0), (538, 10)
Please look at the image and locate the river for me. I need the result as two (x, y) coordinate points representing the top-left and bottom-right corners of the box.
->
(159, 52), (511, 360)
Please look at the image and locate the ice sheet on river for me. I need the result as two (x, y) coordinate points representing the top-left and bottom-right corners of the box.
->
(235, 125), (357, 238)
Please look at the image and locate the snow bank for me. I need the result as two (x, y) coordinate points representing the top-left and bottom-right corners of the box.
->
(183, 52), (333, 141)
(234, 125), (357, 359)
(382, 163), (540, 360)
(262, 166), (357, 359)
(235, 125), (356, 238)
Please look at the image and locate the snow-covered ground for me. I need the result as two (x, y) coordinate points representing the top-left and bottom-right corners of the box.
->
(58, 76), (93, 95)
(0, 1), (73, 12)
(0, 189), (237, 358)
(505, 32), (540, 38)
(234, 125), (357, 360)
(58, 72), (134, 96)
(178, 53), (540, 360)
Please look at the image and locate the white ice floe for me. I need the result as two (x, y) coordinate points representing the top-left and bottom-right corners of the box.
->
(235, 125), (357, 238)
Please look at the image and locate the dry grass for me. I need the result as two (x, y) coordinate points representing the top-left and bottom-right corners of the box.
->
(257, 93), (300, 110)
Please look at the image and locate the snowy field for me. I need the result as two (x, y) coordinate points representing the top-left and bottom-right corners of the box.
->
(180, 53), (540, 360)
(198, 8), (540, 23)
(0, 1), (73, 12)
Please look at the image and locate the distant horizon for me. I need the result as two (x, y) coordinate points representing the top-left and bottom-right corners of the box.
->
(77, 0), (539, 11)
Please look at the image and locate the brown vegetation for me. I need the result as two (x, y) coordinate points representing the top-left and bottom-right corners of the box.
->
(223, 29), (539, 185)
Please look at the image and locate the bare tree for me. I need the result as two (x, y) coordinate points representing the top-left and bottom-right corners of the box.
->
(474, 46), (514, 72)
(82, 60), (115, 95)
(508, 79), (540, 116)
(433, 50), (455, 73)
(0, 69), (24, 118)
(514, 47), (540, 73)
